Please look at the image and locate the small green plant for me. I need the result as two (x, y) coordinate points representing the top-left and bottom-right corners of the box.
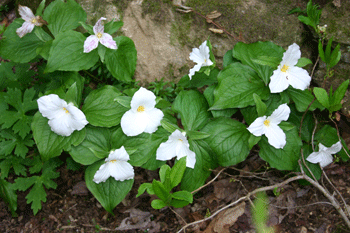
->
(252, 192), (275, 233)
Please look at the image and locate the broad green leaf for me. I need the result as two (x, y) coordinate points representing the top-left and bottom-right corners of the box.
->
(177, 68), (219, 88)
(203, 85), (237, 118)
(331, 79), (349, 107)
(181, 139), (216, 192)
(202, 117), (250, 166)
(0, 179), (17, 217)
(318, 40), (325, 62)
(69, 126), (111, 165)
(171, 190), (193, 203)
(105, 36), (137, 82)
(169, 199), (191, 208)
(173, 90), (211, 131)
(288, 104), (314, 142)
(0, 155), (28, 178)
(253, 93), (267, 117)
(36, 0), (46, 16)
(248, 134), (261, 149)
(211, 63), (270, 110)
(31, 113), (86, 161)
(258, 127), (302, 170)
(85, 160), (134, 214)
(329, 43), (341, 68)
(152, 180), (171, 203)
(136, 183), (154, 197)
(187, 131), (210, 140)
(79, 21), (94, 34)
(169, 157), (187, 189)
(151, 199), (167, 209)
(159, 165), (171, 184)
(287, 87), (323, 112)
(160, 119), (180, 134)
(46, 30), (99, 73)
(104, 20), (124, 35)
(114, 96), (131, 108)
(0, 130), (35, 158)
(0, 19), (48, 63)
(82, 85), (128, 127)
(232, 41), (284, 84)
(298, 15), (314, 28)
(296, 57), (312, 67)
(313, 87), (329, 108)
(43, 0), (86, 36)
(223, 49), (235, 68)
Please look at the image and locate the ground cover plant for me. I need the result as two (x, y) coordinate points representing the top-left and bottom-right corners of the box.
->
(0, 0), (349, 231)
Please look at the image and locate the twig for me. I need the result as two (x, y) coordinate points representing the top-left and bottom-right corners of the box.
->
(191, 168), (226, 194)
(170, 207), (188, 225)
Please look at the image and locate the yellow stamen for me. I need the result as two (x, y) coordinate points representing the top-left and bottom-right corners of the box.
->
(31, 18), (37, 24)
(178, 139), (183, 142)
(281, 64), (289, 72)
(96, 32), (103, 39)
(63, 107), (69, 114)
(264, 119), (270, 126)
(137, 105), (145, 112)
(110, 160), (117, 163)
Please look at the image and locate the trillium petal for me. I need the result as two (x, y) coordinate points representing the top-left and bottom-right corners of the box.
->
(185, 148), (196, 169)
(48, 116), (75, 137)
(37, 94), (67, 120)
(93, 163), (111, 184)
(143, 108), (164, 134)
(65, 104), (89, 131)
(156, 139), (178, 161)
(286, 66), (311, 91)
(247, 116), (266, 137)
(93, 17), (106, 35)
(264, 123), (286, 149)
(199, 40), (209, 57)
(282, 43), (300, 67)
(269, 104), (290, 124)
(18, 5), (35, 22)
(189, 48), (205, 64)
(121, 110), (148, 136)
(100, 33), (117, 50)
(189, 64), (202, 80)
(108, 146), (130, 162)
(109, 161), (134, 182)
(83, 35), (99, 53)
(130, 87), (156, 111)
(325, 141), (342, 154)
(16, 21), (35, 38)
(269, 69), (290, 93)
(306, 151), (333, 168)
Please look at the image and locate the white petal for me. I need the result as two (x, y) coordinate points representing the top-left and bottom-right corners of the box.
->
(247, 116), (266, 137)
(121, 110), (148, 136)
(37, 94), (67, 120)
(48, 116), (75, 136)
(100, 33), (117, 50)
(65, 104), (89, 130)
(18, 5), (35, 22)
(130, 87), (156, 111)
(185, 148), (196, 169)
(156, 139), (178, 161)
(93, 17), (107, 35)
(109, 161), (134, 181)
(264, 123), (286, 149)
(282, 43), (300, 67)
(269, 69), (290, 93)
(189, 48), (205, 64)
(143, 108), (164, 134)
(286, 66), (311, 91)
(306, 151), (333, 168)
(169, 129), (187, 141)
(107, 146), (130, 162)
(83, 35), (99, 53)
(268, 104), (290, 124)
(189, 64), (202, 80)
(93, 163), (112, 184)
(325, 141), (342, 154)
(199, 40), (210, 58)
(16, 21), (35, 38)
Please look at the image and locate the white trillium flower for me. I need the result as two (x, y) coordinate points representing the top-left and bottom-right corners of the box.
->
(156, 130), (196, 168)
(121, 87), (164, 137)
(93, 146), (134, 184)
(269, 43), (311, 93)
(247, 104), (290, 149)
(188, 40), (213, 79)
(37, 94), (89, 137)
(83, 17), (117, 53)
(306, 141), (342, 168)
(16, 5), (44, 38)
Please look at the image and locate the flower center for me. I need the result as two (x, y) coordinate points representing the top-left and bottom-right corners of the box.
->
(281, 64), (289, 73)
(31, 18), (37, 24)
(137, 105), (145, 112)
(96, 33), (103, 39)
(110, 160), (117, 163)
(263, 119), (270, 126)
(63, 107), (69, 114)
(178, 139), (183, 142)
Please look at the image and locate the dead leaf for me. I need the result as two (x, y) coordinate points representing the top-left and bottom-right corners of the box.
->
(115, 208), (157, 231)
(204, 202), (246, 233)
(209, 28), (224, 34)
(207, 11), (222, 20)
(213, 179), (238, 203)
(333, 0), (341, 7)
(71, 181), (89, 195)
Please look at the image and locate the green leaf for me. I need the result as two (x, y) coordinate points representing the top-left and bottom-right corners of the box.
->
(313, 87), (329, 108)
(159, 165), (171, 184)
(43, 0), (86, 36)
(160, 119), (180, 134)
(151, 199), (167, 209)
(253, 93), (267, 117)
(31, 113), (86, 161)
(211, 63), (270, 110)
(171, 191), (193, 208)
(85, 160), (134, 214)
(287, 87), (323, 112)
(248, 134), (261, 150)
(202, 118), (250, 166)
(318, 39), (325, 62)
(329, 43), (341, 68)
(83, 85), (128, 127)
(169, 157), (187, 189)
(69, 126), (111, 165)
(152, 180), (171, 203)
(0, 179), (18, 217)
(252, 192), (274, 233)
(298, 15), (314, 28)
(36, 0), (46, 16)
(0, 130), (35, 158)
(136, 183), (154, 197)
(187, 131), (210, 140)
(288, 105), (314, 142)
(177, 68), (219, 88)
(0, 19), (48, 63)
(104, 20), (124, 35)
(46, 30), (99, 73)
(173, 90), (211, 131)
(114, 96), (131, 109)
(79, 21), (94, 34)
(331, 79), (349, 107)
(0, 155), (28, 178)
(258, 127), (302, 170)
(105, 36), (137, 82)
(203, 85), (237, 118)
(223, 49), (235, 68)
(296, 57), (312, 67)
(232, 41), (284, 84)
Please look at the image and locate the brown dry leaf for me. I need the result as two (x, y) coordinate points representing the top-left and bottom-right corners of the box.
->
(333, 0), (341, 7)
(71, 181), (89, 195)
(209, 28), (224, 34)
(204, 202), (246, 233)
(268, 189), (297, 226)
(207, 10), (222, 20)
(213, 179), (238, 203)
(115, 208), (155, 231)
